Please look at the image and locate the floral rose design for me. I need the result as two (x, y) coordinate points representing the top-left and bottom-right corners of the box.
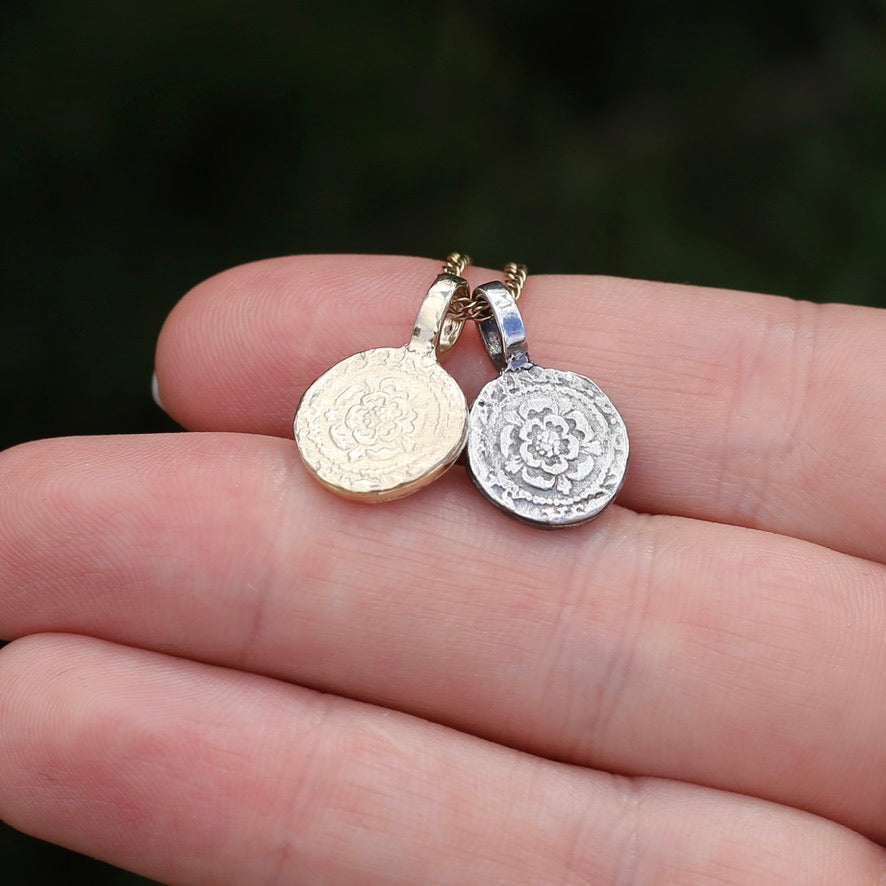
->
(500, 396), (602, 494)
(326, 377), (418, 461)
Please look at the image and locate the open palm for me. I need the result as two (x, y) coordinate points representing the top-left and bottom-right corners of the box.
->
(2, 255), (885, 884)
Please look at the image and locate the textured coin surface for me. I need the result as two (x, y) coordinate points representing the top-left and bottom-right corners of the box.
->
(295, 346), (468, 501)
(467, 364), (628, 527)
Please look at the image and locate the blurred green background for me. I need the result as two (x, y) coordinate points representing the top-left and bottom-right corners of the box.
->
(1, 0), (884, 881)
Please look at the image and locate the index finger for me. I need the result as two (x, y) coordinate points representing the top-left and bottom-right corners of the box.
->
(154, 255), (886, 561)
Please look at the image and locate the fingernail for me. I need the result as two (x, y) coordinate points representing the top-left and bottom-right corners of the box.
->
(151, 371), (165, 411)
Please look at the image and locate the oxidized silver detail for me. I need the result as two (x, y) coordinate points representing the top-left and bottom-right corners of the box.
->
(467, 280), (628, 528)
(468, 366), (628, 527)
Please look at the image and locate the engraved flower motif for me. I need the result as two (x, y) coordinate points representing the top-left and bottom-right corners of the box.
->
(326, 377), (418, 460)
(500, 396), (602, 494)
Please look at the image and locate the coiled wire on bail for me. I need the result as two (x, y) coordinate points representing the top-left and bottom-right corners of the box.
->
(437, 252), (473, 354)
(446, 258), (528, 323)
(442, 251), (472, 277)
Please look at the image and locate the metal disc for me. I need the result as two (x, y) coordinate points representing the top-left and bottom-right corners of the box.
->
(295, 345), (468, 502)
(467, 364), (628, 528)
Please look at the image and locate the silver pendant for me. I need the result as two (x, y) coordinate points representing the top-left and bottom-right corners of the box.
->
(466, 282), (629, 528)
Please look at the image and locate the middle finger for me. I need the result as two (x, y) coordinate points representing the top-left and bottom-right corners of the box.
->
(1, 432), (885, 839)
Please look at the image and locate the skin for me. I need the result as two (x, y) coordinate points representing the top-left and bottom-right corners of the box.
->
(1, 254), (885, 884)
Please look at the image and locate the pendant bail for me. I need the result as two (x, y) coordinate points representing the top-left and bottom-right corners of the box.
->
(473, 281), (532, 372)
(409, 272), (469, 358)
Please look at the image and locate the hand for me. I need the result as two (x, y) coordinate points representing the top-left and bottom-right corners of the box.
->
(1, 256), (884, 884)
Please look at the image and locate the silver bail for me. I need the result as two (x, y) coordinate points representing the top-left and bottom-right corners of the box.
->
(473, 281), (532, 372)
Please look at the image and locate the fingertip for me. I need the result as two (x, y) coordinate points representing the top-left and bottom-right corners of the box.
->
(152, 253), (484, 435)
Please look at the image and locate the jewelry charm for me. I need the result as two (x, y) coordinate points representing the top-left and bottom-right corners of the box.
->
(467, 276), (629, 528)
(294, 263), (471, 502)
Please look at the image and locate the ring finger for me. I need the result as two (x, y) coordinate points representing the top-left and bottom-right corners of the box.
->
(2, 634), (883, 885)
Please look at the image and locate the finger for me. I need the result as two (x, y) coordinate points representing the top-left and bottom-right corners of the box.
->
(3, 434), (886, 842)
(2, 634), (883, 886)
(153, 255), (886, 561)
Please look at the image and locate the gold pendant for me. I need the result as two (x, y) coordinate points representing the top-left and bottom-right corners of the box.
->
(294, 272), (470, 502)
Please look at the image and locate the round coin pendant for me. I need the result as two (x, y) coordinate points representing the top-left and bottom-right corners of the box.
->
(294, 273), (469, 502)
(466, 282), (629, 528)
